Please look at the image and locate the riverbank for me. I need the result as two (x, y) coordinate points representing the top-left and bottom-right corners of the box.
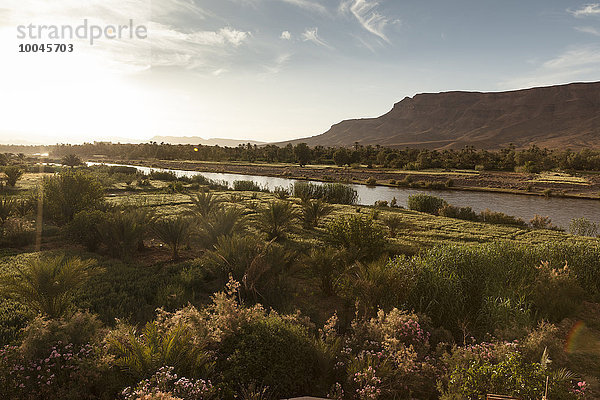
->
(88, 158), (600, 200)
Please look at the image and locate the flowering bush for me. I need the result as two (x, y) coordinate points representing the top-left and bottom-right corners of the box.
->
(0, 341), (110, 400)
(122, 366), (217, 400)
(440, 341), (582, 400)
(329, 308), (438, 400)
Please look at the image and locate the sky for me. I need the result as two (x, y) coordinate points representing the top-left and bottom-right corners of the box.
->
(0, 0), (600, 145)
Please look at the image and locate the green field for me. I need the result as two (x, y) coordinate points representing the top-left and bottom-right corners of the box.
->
(1, 167), (600, 399)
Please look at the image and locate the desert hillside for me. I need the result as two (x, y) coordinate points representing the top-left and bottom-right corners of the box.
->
(283, 81), (600, 149)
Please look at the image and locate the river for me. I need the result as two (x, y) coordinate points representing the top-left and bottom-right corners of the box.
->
(89, 162), (600, 229)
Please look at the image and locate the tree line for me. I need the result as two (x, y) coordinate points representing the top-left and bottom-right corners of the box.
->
(4, 141), (600, 172)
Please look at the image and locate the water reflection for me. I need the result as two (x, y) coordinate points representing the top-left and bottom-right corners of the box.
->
(89, 162), (600, 229)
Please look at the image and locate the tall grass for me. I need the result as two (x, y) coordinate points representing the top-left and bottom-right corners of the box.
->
(292, 182), (358, 205)
(383, 241), (600, 338)
(233, 180), (264, 192)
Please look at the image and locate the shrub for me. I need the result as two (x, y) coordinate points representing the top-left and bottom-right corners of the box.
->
(332, 308), (436, 399)
(204, 235), (294, 303)
(301, 199), (333, 228)
(438, 204), (479, 221)
(13, 197), (34, 218)
(305, 247), (346, 296)
(530, 261), (585, 322)
(166, 181), (185, 193)
(407, 194), (446, 215)
(530, 214), (554, 230)
(107, 321), (211, 381)
(19, 311), (103, 359)
(441, 348), (577, 400)
(77, 261), (177, 324)
(479, 209), (527, 227)
(382, 214), (403, 237)
(67, 209), (109, 251)
(273, 186), (290, 199)
(3, 166), (24, 187)
(122, 366), (216, 400)
(61, 154), (83, 168)
(43, 170), (105, 224)
(152, 216), (193, 260)
(0, 340), (112, 400)
(188, 192), (222, 218)
(365, 177), (377, 186)
(344, 258), (417, 316)
(150, 170), (178, 181)
(0, 299), (30, 346)
(217, 316), (320, 398)
(0, 256), (96, 318)
(0, 196), (15, 223)
(255, 201), (298, 240)
(326, 215), (386, 262)
(0, 217), (35, 247)
(196, 206), (247, 247)
(98, 209), (152, 260)
(569, 217), (598, 237)
(109, 165), (138, 175)
(233, 180), (263, 192)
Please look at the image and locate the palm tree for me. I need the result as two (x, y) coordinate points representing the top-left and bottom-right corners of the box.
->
(0, 255), (96, 318)
(152, 216), (193, 259)
(61, 154), (82, 168)
(13, 197), (34, 218)
(304, 247), (345, 295)
(197, 205), (247, 246)
(255, 200), (298, 240)
(0, 196), (15, 223)
(107, 321), (210, 380)
(382, 214), (403, 237)
(3, 166), (24, 187)
(98, 209), (151, 260)
(188, 191), (222, 217)
(205, 234), (294, 302)
(301, 199), (333, 228)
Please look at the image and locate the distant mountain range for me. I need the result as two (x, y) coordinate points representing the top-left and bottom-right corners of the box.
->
(150, 136), (265, 147)
(279, 81), (600, 150)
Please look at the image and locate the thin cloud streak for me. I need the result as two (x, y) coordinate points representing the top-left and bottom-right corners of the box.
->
(575, 26), (600, 36)
(500, 45), (600, 89)
(340, 0), (390, 42)
(568, 3), (600, 17)
(279, 0), (327, 14)
(301, 27), (332, 48)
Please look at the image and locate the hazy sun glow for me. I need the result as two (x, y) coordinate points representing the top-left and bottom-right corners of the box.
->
(1, 0), (600, 144)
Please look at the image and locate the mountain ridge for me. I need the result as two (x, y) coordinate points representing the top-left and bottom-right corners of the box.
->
(278, 81), (600, 149)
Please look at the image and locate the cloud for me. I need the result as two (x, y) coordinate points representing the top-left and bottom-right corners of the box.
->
(569, 3), (600, 17)
(280, 30), (291, 40)
(301, 27), (332, 48)
(575, 26), (600, 35)
(279, 0), (327, 14)
(542, 46), (600, 69)
(263, 53), (291, 74)
(500, 45), (600, 89)
(340, 0), (390, 42)
(1, 0), (250, 72)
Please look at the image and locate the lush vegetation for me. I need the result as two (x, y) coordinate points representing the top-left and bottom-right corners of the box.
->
(44, 142), (600, 172)
(0, 161), (599, 399)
